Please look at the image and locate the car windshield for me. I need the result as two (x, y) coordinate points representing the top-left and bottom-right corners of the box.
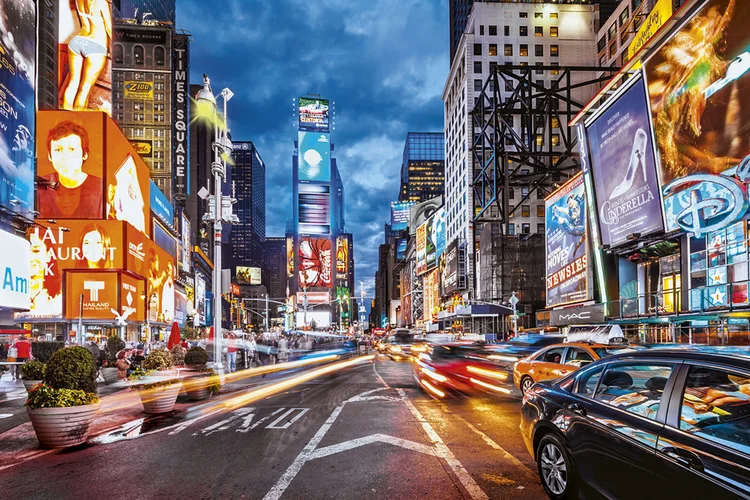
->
(592, 347), (627, 358)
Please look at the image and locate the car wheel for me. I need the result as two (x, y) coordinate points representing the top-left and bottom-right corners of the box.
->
(521, 376), (534, 395)
(537, 433), (578, 500)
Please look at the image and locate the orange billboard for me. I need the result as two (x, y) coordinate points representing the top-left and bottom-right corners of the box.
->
(145, 243), (175, 324)
(64, 270), (119, 320)
(36, 112), (106, 219)
(120, 273), (145, 323)
(106, 119), (150, 236)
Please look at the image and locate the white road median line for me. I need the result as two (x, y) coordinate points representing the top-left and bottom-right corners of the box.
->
(396, 388), (489, 500)
(266, 408), (309, 430)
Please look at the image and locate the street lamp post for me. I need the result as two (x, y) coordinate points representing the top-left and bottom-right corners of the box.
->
(195, 74), (235, 373)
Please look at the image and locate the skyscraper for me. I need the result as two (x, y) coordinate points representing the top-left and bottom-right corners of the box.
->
(187, 82), (214, 259)
(263, 237), (287, 313)
(398, 132), (445, 203)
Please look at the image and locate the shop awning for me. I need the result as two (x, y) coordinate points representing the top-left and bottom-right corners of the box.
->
(453, 304), (513, 317)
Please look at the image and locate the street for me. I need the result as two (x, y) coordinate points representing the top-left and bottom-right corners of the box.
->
(0, 355), (542, 499)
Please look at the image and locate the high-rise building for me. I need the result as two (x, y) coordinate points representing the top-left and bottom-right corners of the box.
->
(263, 237), (287, 314)
(443, 1), (598, 297)
(36, 0), (58, 110)
(398, 132), (445, 203)
(227, 141), (266, 273)
(187, 82), (214, 260)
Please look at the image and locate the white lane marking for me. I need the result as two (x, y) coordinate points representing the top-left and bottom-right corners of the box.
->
(309, 433), (439, 460)
(266, 408), (309, 430)
(242, 407), (285, 433)
(0, 414), (13, 419)
(164, 409), (223, 436)
(194, 408), (254, 436)
(396, 388), (489, 500)
(237, 411), (256, 432)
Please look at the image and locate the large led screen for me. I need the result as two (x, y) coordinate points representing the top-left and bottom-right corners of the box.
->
(391, 201), (416, 231)
(645, 0), (750, 236)
(298, 237), (332, 289)
(286, 237), (294, 278)
(145, 242), (175, 324)
(336, 235), (349, 276)
(443, 240), (459, 296)
(546, 174), (591, 307)
(298, 97), (329, 132)
(58, 0), (112, 113)
(298, 183), (330, 234)
(585, 77), (664, 247)
(0, 0), (35, 215)
(37, 112), (105, 219)
(298, 132), (331, 182)
(236, 266), (261, 285)
(416, 222), (427, 275)
(426, 207), (446, 270)
(106, 120), (150, 235)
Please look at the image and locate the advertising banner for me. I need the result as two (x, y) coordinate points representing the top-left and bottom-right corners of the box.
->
(545, 174), (590, 307)
(150, 179), (174, 229)
(120, 273), (145, 322)
(627, 0), (673, 62)
(550, 304), (606, 326)
(298, 183), (330, 234)
(443, 240), (459, 296)
(113, 26), (167, 44)
(390, 201), (416, 231)
(298, 237), (332, 289)
(0, 0), (35, 215)
(298, 132), (331, 182)
(396, 238), (408, 260)
(37, 111), (105, 219)
(298, 97), (330, 132)
(0, 230), (31, 310)
(64, 271), (118, 320)
(145, 242), (175, 324)
(195, 271), (206, 324)
(58, 0), (112, 113)
(236, 266), (261, 285)
(130, 140), (153, 158)
(172, 33), (189, 200)
(336, 236), (349, 276)
(179, 213), (191, 272)
(646, 0), (750, 237)
(106, 119), (150, 236)
(286, 237), (294, 278)
(585, 77), (664, 247)
(124, 81), (154, 100)
(416, 222), (427, 275)
(174, 289), (187, 326)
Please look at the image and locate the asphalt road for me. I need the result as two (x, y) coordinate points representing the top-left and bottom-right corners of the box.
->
(0, 355), (544, 499)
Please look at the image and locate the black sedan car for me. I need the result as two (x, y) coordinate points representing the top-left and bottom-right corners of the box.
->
(520, 347), (750, 499)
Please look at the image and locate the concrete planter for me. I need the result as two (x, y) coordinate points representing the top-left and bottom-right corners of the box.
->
(23, 380), (42, 394)
(138, 382), (182, 414)
(27, 403), (100, 448)
(101, 367), (119, 384)
(186, 386), (210, 401)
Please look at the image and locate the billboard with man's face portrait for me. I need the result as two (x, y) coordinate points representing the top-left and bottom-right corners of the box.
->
(0, 0), (36, 216)
(36, 111), (105, 219)
(58, 0), (112, 113)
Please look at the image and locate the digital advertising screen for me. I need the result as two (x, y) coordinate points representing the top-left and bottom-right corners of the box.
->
(36, 111), (105, 219)
(195, 272), (206, 322)
(64, 270), (118, 320)
(180, 213), (191, 272)
(298, 132), (331, 182)
(298, 237), (332, 289)
(545, 174), (591, 307)
(416, 222), (427, 275)
(390, 201), (416, 231)
(424, 207), (446, 273)
(145, 242), (175, 324)
(236, 266), (261, 285)
(584, 77), (664, 247)
(443, 240), (459, 296)
(645, 0), (750, 236)
(0, 0), (35, 216)
(396, 238), (408, 260)
(336, 235), (349, 276)
(106, 119), (150, 236)
(58, 0), (112, 113)
(298, 97), (330, 132)
(298, 183), (330, 234)
(120, 272), (145, 322)
(0, 230), (31, 310)
(150, 179), (174, 229)
(286, 237), (294, 278)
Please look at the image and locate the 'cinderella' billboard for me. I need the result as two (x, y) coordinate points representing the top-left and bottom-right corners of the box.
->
(585, 76), (664, 247)
(546, 174), (591, 307)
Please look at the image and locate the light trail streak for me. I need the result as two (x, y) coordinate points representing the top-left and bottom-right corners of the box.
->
(469, 377), (511, 394)
(467, 365), (508, 380)
(419, 379), (445, 398)
(419, 367), (448, 383)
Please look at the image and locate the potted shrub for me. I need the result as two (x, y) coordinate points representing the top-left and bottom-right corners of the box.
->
(101, 335), (125, 384)
(25, 347), (100, 448)
(170, 345), (186, 366)
(31, 341), (64, 363)
(184, 368), (221, 401)
(129, 350), (181, 414)
(20, 361), (45, 393)
(184, 346), (209, 370)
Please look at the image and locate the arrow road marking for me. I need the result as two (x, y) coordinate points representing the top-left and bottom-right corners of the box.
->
(194, 408), (254, 436)
(266, 408), (309, 430)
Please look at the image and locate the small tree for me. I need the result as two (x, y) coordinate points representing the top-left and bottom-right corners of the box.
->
(31, 341), (64, 363)
(104, 335), (126, 365)
(43, 347), (97, 394)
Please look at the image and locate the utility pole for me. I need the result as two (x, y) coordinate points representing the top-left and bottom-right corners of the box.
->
(265, 293), (269, 331)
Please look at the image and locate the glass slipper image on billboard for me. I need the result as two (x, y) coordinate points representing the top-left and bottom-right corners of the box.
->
(609, 128), (648, 199)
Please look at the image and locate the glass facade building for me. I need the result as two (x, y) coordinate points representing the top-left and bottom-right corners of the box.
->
(227, 142), (266, 271)
(399, 132), (445, 203)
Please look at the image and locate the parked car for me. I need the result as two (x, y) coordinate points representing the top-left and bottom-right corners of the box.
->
(520, 347), (750, 499)
(513, 342), (630, 395)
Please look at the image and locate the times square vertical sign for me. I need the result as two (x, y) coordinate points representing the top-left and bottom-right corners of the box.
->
(173, 33), (189, 201)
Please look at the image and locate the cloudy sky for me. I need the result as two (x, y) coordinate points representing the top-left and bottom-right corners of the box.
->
(178, 0), (448, 298)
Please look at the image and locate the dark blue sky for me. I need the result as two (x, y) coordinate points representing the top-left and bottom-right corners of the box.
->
(178, 0), (448, 297)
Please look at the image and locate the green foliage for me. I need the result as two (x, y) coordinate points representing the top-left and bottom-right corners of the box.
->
(127, 368), (179, 390)
(104, 335), (126, 364)
(142, 348), (174, 371)
(205, 369), (221, 394)
(31, 341), (64, 363)
(43, 347), (97, 394)
(170, 345), (186, 366)
(25, 384), (99, 409)
(181, 326), (202, 340)
(184, 346), (209, 366)
(127, 368), (149, 381)
(20, 360), (45, 381)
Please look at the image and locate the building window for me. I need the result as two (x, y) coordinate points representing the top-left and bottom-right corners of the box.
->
(520, 44), (528, 57)
(474, 61), (482, 73)
(550, 26), (558, 38)
(550, 12), (558, 19)
(610, 43), (617, 57)
(474, 79), (482, 92)
(535, 26), (543, 37)
(633, 0), (643, 9)
(608, 23), (617, 41)
(480, 25), (484, 35)
(537, 223), (545, 234)
(504, 44), (513, 56)
(154, 46), (165, 66)
(489, 25), (497, 36)
(551, 117), (560, 128)
(519, 12), (528, 18)
(504, 26), (510, 36)
(537, 189), (545, 199)
(113, 44), (123, 64)
(535, 12), (543, 19)
(520, 26), (528, 37)
(522, 205), (530, 217)
(535, 44), (543, 57)
(508, 188), (515, 199)
(134, 45), (144, 66)
(550, 45), (559, 57)
(598, 36), (607, 52)
(620, 7), (630, 27)
(508, 223), (515, 236)
(536, 136), (543, 147)
(550, 63), (559, 75)
(522, 223), (530, 234)
(535, 62), (543, 75)
(552, 134), (560, 147)
(474, 43), (482, 56)
(489, 43), (497, 56)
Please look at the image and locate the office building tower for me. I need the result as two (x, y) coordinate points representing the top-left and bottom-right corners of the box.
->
(263, 237), (287, 310)
(187, 83), (214, 260)
(398, 132), (445, 203)
(36, 0), (58, 110)
(227, 141), (266, 272)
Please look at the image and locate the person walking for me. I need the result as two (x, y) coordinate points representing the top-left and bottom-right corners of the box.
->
(226, 334), (238, 373)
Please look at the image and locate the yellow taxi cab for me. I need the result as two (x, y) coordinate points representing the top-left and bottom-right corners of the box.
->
(513, 342), (629, 394)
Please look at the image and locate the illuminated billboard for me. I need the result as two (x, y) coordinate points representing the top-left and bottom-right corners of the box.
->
(298, 97), (330, 132)
(645, 0), (750, 237)
(298, 132), (331, 182)
(172, 32), (190, 199)
(58, 0), (112, 113)
(145, 243), (175, 324)
(106, 119), (150, 235)
(416, 222), (427, 275)
(180, 213), (191, 272)
(425, 207), (446, 271)
(390, 201), (416, 231)
(396, 238), (408, 260)
(236, 266), (261, 285)
(37, 112), (105, 219)
(298, 183), (330, 234)
(131, 140), (152, 158)
(64, 271), (118, 320)
(0, 230), (31, 310)
(0, 0), (35, 215)
(545, 174), (591, 307)
(123, 81), (153, 100)
(584, 76), (664, 247)
(286, 237), (294, 278)
(443, 240), (459, 296)
(336, 235), (349, 277)
(298, 237), (332, 289)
